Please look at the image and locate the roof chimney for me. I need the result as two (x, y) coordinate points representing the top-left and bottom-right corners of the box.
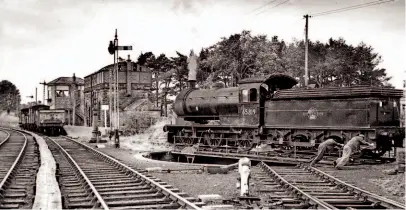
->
(73, 73), (76, 83)
(127, 54), (131, 61)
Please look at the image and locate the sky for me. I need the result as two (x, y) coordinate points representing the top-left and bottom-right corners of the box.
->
(0, 0), (404, 103)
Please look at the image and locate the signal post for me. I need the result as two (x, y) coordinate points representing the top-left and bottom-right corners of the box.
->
(108, 29), (132, 148)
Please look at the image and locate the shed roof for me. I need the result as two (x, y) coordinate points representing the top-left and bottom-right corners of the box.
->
(47, 77), (84, 86)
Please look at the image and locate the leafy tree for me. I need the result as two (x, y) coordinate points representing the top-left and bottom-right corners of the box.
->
(0, 80), (20, 113)
(170, 51), (188, 91)
(154, 54), (173, 116)
(136, 52), (155, 66)
(199, 31), (288, 87)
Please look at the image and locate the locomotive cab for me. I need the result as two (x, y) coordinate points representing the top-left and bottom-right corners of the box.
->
(238, 74), (298, 126)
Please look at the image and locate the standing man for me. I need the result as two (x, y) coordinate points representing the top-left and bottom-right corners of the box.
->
(335, 134), (375, 169)
(310, 139), (343, 167)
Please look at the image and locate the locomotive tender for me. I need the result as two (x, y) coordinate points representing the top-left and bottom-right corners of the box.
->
(19, 104), (66, 136)
(164, 74), (404, 158)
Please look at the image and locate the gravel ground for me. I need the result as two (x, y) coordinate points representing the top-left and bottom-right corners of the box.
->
(71, 134), (405, 205)
(318, 163), (405, 204)
(91, 144), (240, 200)
(92, 143), (405, 204)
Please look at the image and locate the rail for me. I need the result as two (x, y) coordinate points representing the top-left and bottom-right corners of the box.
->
(0, 129), (11, 146)
(63, 136), (203, 210)
(45, 137), (109, 210)
(0, 127), (28, 199)
(305, 164), (406, 209)
(259, 162), (337, 210)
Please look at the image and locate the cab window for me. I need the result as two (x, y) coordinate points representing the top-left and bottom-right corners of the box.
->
(241, 88), (258, 102)
(242, 90), (249, 102)
(249, 88), (257, 102)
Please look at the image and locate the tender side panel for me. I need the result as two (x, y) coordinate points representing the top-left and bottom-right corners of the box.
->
(265, 98), (371, 127)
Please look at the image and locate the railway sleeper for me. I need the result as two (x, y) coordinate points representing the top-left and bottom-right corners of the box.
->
(91, 183), (147, 189)
(98, 188), (178, 196)
(102, 193), (166, 201)
(109, 202), (180, 209)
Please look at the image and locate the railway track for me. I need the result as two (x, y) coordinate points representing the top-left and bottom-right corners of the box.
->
(45, 136), (205, 209)
(252, 162), (405, 209)
(0, 128), (40, 209)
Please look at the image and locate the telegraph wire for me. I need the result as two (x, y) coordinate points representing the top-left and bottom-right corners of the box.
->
(244, 0), (280, 15)
(255, 0), (291, 16)
(311, 0), (395, 17)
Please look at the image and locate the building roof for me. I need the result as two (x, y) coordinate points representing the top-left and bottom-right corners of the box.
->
(47, 76), (84, 86)
(84, 61), (151, 79)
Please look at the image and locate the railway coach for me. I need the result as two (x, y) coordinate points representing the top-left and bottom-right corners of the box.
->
(19, 104), (66, 136)
(164, 73), (405, 159)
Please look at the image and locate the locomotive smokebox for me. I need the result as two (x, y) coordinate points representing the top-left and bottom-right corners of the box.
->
(187, 49), (198, 89)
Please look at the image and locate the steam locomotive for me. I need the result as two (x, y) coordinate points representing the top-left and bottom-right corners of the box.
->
(19, 104), (66, 136)
(164, 74), (404, 158)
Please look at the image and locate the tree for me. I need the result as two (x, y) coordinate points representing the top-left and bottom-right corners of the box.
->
(200, 31), (286, 87)
(0, 80), (20, 113)
(153, 54), (173, 116)
(170, 51), (188, 92)
(281, 37), (392, 88)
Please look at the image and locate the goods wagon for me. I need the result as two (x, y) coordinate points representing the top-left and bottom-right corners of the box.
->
(19, 104), (66, 136)
(164, 74), (404, 159)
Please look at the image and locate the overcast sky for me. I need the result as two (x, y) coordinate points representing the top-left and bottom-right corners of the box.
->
(0, 0), (404, 103)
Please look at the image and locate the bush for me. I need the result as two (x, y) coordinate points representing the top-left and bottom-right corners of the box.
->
(121, 112), (157, 136)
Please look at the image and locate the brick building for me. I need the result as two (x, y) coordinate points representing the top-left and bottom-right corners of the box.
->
(47, 74), (85, 125)
(84, 55), (153, 127)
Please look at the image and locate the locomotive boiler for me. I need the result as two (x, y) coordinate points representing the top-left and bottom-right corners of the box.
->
(164, 72), (405, 158)
(19, 104), (66, 136)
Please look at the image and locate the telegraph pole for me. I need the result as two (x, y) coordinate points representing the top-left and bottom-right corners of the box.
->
(304, 14), (311, 87)
(39, 80), (47, 105)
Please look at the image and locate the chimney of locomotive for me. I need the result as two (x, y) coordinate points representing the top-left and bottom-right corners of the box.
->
(187, 49), (198, 89)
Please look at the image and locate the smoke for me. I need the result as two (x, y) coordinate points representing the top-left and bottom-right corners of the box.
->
(187, 49), (198, 81)
(0, 112), (19, 128)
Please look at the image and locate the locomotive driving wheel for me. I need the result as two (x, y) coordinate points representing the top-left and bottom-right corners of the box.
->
(238, 131), (255, 152)
(204, 132), (223, 148)
(183, 133), (195, 146)
(176, 130), (193, 145)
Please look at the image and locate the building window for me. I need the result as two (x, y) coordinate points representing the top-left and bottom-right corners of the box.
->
(56, 90), (69, 97)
